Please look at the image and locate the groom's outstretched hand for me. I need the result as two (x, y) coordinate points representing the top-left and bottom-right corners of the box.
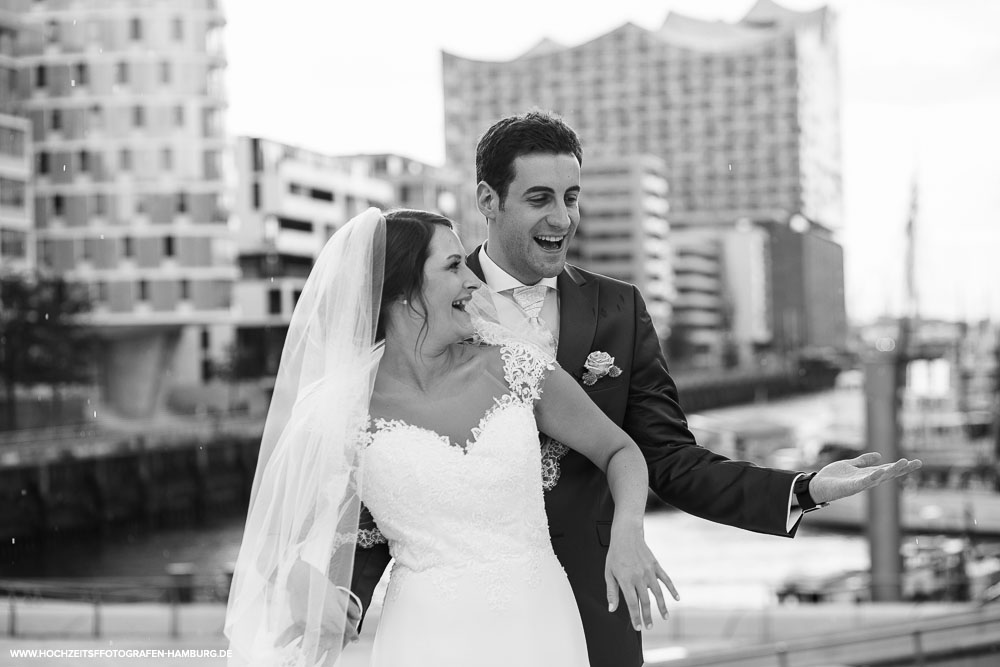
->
(809, 452), (922, 505)
(605, 524), (680, 632)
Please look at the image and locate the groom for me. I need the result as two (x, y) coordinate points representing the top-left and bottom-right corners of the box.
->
(352, 110), (919, 666)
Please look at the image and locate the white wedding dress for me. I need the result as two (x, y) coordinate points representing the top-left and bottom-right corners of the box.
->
(359, 342), (589, 667)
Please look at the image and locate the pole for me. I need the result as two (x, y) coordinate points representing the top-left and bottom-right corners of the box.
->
(865, 346), (903, 601)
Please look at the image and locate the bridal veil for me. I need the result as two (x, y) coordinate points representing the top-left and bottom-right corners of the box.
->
(225, 208), (385, 667)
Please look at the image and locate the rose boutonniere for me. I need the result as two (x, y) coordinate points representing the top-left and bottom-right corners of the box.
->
(582, 351), (622, 386)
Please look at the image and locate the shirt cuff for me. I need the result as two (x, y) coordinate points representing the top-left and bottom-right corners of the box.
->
(786, 473), (805, 533)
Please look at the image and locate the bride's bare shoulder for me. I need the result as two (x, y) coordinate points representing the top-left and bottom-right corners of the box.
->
(456, 341), (504, 373)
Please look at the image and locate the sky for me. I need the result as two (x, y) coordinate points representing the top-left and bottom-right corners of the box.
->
(221, 0), (1000, 324)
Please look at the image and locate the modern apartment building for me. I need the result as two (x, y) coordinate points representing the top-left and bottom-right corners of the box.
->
(666, 231), (728, 368)
(339, 153), (483, 248)
(231, 136), (393, 378)
(758, 215), (846, 355)
(6, 0), (236, 416)
(442, 0), (842, 231)
(573, 154), (673, 337)
(0, 113), (32, 273)
(0, 9), (31, 272)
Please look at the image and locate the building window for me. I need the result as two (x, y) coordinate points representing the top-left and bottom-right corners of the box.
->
(36, 65), (46, 88)
(130, 18), (142, 41)
(0, 128), (25, 157)
(176, 192), (187, 214)
(268, 289), (282, 315)
(160, 61), (171, 84)
(138, 279), (148, 301)
(0, 177), (26, 207)
(0, 229), (27, 259)
(309, 187), (333, 202)
(78, 150), (88, 172)
(93, 193), (106, 216)
(116, 62), (128, 85)
(122, 236), (133, 257)
(172, 17), (183, 41)
(75, 63), (88, 86)
(53, 194), (64, 216)
(133, 105), (144, 128)
(180, 279), (190, 300)
(119, 149), (131, 171)
(88, 105), (102, 131)
(161, 147), (173, 170)
(200, 327), (210, 349)
(50, 109), (61, 131)
(174, 105), (184, 127)
(251, 182), (261, 210)
(45, 20), (58, 44)
(96, 281), (107, 302)
(164, 235), (174, 257)
(38, 151), (49, 174)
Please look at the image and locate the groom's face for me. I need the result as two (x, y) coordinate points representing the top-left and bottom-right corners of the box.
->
(481, 153), (581, 285)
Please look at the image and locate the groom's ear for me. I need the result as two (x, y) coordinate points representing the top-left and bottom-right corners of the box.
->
(476, 181), (498, 222)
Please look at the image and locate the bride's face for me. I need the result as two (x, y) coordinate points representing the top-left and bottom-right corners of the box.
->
(412, 226), (481, 344)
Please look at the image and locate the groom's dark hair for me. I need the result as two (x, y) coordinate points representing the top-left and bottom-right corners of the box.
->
(376, 209), (455, 344)
(476, 110), (583, 207)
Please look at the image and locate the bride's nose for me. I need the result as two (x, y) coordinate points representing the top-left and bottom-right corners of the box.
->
(462, 267), (482, 291)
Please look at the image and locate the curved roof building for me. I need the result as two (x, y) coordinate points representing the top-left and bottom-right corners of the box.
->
(442, 0), (842, 230)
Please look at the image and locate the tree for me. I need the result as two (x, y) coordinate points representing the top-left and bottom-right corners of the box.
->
(0, 272), (95, 429)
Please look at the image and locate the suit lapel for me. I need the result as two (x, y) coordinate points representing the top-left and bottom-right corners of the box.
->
(556, 265), (599, 377)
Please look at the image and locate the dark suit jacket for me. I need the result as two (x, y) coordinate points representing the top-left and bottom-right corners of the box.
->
(352, 248), (800, 667)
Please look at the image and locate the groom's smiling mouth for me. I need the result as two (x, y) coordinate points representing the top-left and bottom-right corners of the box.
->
(534, 235), (565, 252)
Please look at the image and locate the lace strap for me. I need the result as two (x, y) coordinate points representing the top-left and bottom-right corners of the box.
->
(500, 341), (556, 405)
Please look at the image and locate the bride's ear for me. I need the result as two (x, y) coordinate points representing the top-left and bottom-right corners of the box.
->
(476, 181), (498, 222)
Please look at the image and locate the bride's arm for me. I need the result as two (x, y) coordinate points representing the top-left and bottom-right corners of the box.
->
(536, 366), (680, 630)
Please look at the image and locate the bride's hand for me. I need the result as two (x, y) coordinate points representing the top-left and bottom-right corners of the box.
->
(275, 559), (361, 652)
(605, 524), (679, 631)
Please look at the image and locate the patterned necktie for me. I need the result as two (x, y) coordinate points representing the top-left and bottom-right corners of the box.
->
(511, 285), (556, 351)
(511, 285), (548, 323)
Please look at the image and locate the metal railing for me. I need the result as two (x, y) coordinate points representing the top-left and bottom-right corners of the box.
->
(649, 603), (1000, 667)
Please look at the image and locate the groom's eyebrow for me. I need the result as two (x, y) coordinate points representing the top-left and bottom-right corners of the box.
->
(523, 186), (554, 196)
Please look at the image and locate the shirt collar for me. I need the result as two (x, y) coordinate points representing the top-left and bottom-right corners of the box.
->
(479, 243), (559, 292)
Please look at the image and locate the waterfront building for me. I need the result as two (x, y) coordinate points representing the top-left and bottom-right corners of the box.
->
(572, 154), (673, 338)
(758, 215), (846, 355)
(0, 9), (31, 272)
(231, 136), (393, 379)
(339, 153), (482, 248)
(442, 0), (842, 231)
(6, 0), (236, 417)
(0, 112), (32, 273)
(666, 230), (728, 368)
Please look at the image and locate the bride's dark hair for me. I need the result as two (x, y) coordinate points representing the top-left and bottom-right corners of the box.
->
(376, 209), (456, 343)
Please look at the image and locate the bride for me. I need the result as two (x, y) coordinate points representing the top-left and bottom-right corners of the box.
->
(224, 208), (677, 666)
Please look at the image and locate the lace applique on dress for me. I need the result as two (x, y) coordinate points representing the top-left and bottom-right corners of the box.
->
(500, 341), (555, 405)
(540, 435), (570, 492)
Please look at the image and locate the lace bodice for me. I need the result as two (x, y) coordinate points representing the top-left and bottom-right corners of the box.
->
(359, 342), (558, 606)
